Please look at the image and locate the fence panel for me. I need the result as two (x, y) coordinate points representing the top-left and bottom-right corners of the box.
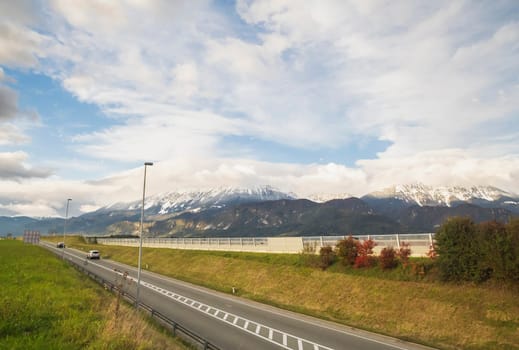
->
(98, 233), (435, 256)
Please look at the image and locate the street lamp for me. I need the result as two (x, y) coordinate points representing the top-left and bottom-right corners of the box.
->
(136, 162), (153, 307)
(62, 198), (72, 258)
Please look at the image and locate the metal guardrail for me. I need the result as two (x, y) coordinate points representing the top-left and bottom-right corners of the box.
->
(48, 248), (221, 350)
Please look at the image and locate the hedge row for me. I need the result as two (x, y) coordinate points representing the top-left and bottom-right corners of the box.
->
(435, 217), (519, 282)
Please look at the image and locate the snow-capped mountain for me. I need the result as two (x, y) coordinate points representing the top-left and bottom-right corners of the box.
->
(100, 186), (295, 216)
(4, 183), (516, 236)
(306, 192), (353, 203)
(363, 184), (519, 212)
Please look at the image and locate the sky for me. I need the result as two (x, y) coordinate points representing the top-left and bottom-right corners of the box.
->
(0, 0), (518, 217)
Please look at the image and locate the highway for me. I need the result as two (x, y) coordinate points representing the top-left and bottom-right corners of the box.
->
(41, 242), (436, 350)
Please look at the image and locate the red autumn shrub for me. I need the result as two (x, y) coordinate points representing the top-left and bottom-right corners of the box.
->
(379, 246), (398, 269)
(354, 239), (376, 268)
(397, 241), (412, 267)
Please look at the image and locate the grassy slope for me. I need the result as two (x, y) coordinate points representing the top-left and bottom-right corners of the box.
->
(53, 236), (519, 350)
(0, 240), (189, 350)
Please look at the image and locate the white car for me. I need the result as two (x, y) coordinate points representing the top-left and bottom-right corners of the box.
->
(86, 250), (100, 259)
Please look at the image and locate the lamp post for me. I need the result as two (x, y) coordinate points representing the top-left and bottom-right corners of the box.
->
(136, 162), (153, 308)
(62, 198), (72, 258)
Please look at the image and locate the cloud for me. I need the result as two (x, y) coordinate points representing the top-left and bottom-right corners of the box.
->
(0, 0), (39, 26)
(1, 1), (519, 216)
(0, 82), (39, 145)
(358, 149), (519, 192)
(0, 176), (124, 217)
(0, 124), (30, 145)
(0, 85), (19, 121)
(72, 109), (242, 162)
(0, 152), (52, 180)
(234, 0), (519, 154)
(0, 21), (47, 68)
(0, 73), (40, 145)
(0, 200), (60, 217)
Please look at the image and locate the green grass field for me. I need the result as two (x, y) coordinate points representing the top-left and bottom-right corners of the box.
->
(0, 239), (189, 350)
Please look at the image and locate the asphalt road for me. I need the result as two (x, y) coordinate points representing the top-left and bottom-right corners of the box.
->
(41, 242), (437, 350)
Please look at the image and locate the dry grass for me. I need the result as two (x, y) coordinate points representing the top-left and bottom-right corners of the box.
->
(49, 236), (519, 349)
(95, 300), (188, 350)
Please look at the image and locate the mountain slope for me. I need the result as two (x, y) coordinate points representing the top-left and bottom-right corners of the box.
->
(397, 204), (512, 232)
(149, 198), (401, 237)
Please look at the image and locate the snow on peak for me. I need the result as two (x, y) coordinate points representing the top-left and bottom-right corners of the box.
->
(118, 185), (294, 215)
(368, 183), (513, 207)
(306, 193), (353, 203)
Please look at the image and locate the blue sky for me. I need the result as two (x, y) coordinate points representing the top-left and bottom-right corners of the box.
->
(0, 0), (518, 217)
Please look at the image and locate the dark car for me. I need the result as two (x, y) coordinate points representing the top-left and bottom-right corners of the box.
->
(57, 242), (65, 248)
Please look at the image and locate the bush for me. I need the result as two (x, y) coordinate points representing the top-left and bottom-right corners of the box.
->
(318, 246), (336, 270)
(435, 217), (484, 282)
(335, 236), (358, 266)
(397, 241), (412, 268)
(354, 239), (376, 268)
(505, 218), (519, 281)
(477, 221), (506, 280)
(478, 219), (519, 281)
(436, 217), (519, 282)
(379, 247), (398, 269)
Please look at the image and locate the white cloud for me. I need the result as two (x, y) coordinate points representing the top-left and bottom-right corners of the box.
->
(0, 124), (30, 145)
(50, 0), (128, 34)
(1, 0), (519, 216)
(72, 108), (243, 162)
(0, 21), (47, 68)
(358, 149), (519, 192)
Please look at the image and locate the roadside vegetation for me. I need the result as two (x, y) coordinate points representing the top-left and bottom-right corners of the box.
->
(45, 218), (519, 350)
(0, 239), (189, 350)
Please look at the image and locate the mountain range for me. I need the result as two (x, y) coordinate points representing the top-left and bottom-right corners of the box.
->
(2, 184), (517, 237)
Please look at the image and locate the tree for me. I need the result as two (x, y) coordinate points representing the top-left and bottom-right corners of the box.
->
(435, 217), (482, 282)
